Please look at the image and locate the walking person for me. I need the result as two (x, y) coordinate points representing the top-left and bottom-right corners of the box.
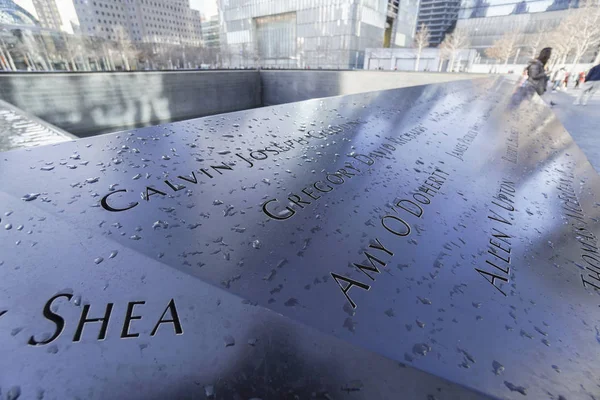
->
(551, 70), (558, 89)
(552, 68), (566, 91)
(574, 63), (600, 106)
(524, 47), (552, 96)
(575, 71), (585, 89)
(510, 48), (552, 109)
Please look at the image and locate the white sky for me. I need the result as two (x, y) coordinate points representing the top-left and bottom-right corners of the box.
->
(57, 0), (79, 33)
(13, 0), (37, 18)
(190, 0), (218, 17)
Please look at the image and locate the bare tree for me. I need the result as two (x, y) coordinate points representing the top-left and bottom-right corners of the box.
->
(0, 36), (16, 70)
(528, 22), (552, 59)
(113, 26), (137, 70)
(220, 45), (233, 68)
(83, 36), (106, 71)
(551, 16), (579, 68)
(64, 34), (91, 71)
(439, 29), (470, 72)
(0, 38), (12, 70)
(253, 52), (261, 69)
(240, 42), (250, 68)
(545, 28), (567, 71)
(565, 2), (600, 70)
(315, 36), (334, 69)
(484, 41), (503, 64)
(413, 23), (431, 71)
(0, 42), (9, 70)
(59, 32), (81, 71)
(438, 40), (450, 72)
(11, 29), (44, 70)
(485, 32), (521, 65)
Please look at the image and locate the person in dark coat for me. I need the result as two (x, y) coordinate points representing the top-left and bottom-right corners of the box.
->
(525, 48), (552, 96)
(574, 63), (600, 106)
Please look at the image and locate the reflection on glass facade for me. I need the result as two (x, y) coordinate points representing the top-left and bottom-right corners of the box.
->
(219, 0), (419, 69)
(255, 12), (296, 60)
(512, 1), (529, 13)
(391, 0), (420, 47)
(468, 0), (490, 17)
(0, 0), (39, 26)
(458, 0), (579, 18)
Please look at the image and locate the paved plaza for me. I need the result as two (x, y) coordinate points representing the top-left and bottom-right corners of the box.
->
(546, 87), (600, 171)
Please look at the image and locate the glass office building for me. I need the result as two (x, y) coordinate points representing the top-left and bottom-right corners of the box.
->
(389, 0), (421, 47)
(218, 0), (420, 69)
(416, 0), (461, 46)
(0, 0), (40, 26)
(458, 0), (579, 18)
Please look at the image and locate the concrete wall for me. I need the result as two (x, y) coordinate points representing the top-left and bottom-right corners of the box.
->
(260, 70), (489, 106)
(0, 70), (488, 137)
(364, 48), (477, 73)
(0, 70), (261, 137)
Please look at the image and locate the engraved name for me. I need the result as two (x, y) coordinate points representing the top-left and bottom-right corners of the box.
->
(445, 129), (479, 161)
(475, 179), (516, 296)
(100, 120), (366, 212)
(27, 294), (183, 346)
(502, 129), (519, 164)
(555, 168), (600, 291)
(262, 126), (428, 221)
(330, 167), (450, 308)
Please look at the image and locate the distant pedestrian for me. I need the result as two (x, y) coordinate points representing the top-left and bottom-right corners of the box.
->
(524, 47), (552, 96)
(575, 71), (585, 88)
(564, 72), (570, 88)
(553, 68), (566, 91)
(574, 63), (600, 106)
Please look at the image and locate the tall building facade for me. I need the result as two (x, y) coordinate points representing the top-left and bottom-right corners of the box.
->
(218, 0), (420, 69)
(201, 14), (220, 66)
(416, 0), (461, 46)
(201, 14), (220, 48)
(32, 0), (61, 30)
(385, 0), (421, 48)
(458, 0), (579, 18)
(73, 0), (202, 45)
